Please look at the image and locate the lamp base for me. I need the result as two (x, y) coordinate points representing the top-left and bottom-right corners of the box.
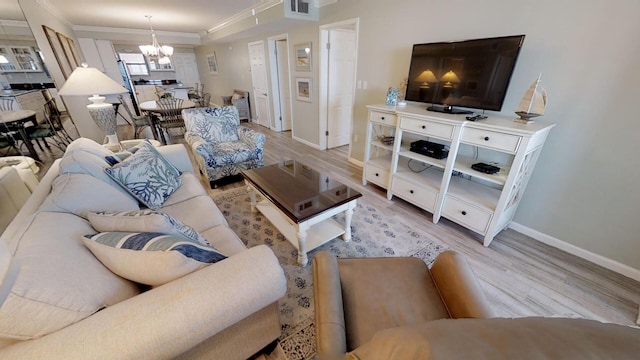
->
(103, 134), (123, 152)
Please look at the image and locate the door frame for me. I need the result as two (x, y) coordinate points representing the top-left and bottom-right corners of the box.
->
(319, 18), (360, 151)
(268, 33), (293, 132)
(248, 40), (272, 128)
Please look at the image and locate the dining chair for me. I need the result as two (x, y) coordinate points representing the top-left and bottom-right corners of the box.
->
(197, 93), (211, 107)
(43, 99), (73, 143)
(0, 98), (16, 111)
(117, 95), (152, 138)
(156, 98), (185, 144)
(24, 101), (68, 152)
(0, 132), (19, 156)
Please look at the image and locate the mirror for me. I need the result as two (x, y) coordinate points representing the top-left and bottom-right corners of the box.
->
(0, 1), (60, 170)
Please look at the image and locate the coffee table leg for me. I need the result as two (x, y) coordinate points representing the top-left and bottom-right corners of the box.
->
(247, 185), (257, 212)
(296, 223), (309, 266)
(342, 201), (356, 242)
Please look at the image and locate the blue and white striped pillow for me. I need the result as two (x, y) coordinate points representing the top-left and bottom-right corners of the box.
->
(82, 232), (227, 286)
(88, 210), (210, 246)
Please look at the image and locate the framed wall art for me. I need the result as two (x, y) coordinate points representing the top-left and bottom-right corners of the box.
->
(42, 25), (72, 79)
(207, 53), (218, 74)
(296, 78), (311, 102)
(57, 32), (78, 70)
(294, 42), (311, 72)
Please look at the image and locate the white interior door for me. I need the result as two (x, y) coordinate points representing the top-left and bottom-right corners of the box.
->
(276, 40), (292, 131)
(326, 29), (357, 148)
(248, 41), (271, 128)
(172, 53), (200, 88)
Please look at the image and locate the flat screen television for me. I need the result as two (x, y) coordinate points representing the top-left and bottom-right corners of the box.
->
(405, 35), (525, 114)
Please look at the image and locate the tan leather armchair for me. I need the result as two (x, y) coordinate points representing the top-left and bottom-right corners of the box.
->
(312, 250), (493, 359)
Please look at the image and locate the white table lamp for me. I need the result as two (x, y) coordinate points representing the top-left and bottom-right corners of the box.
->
(58, 64), (128, 151)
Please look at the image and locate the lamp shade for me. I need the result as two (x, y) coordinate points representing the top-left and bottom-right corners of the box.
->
(440, 70), (460, 84)
(415, 69), (437, 83)
(58, 66), (127, 96)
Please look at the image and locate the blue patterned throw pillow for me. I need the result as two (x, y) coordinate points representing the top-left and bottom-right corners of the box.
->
(105, 141), (182, 210)
(82, 232), (227, 286)
(88, 210), (210, 246)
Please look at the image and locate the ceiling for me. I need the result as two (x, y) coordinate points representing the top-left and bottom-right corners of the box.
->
(2, 0), (286, 40)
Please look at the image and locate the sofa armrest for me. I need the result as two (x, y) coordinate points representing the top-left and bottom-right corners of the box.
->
(0, 245), (287, 359)
(430, 251), (494, 319)
(238, 126), (266, 149)
(156, 143), (195, 174)
(312, 251), (348, 359)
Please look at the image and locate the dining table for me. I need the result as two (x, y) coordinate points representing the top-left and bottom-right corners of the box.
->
(0, 109), (40, 162)
(139, 100), (196, 143)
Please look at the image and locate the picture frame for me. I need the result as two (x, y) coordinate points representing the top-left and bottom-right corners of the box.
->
(385, 87), (399, 106)
(207, 53), (218, 74)
(294, 42), (311, 72)
(57, 32), (78, 70)
(296, 78), (311, 102)
(42, 25), (72, 79)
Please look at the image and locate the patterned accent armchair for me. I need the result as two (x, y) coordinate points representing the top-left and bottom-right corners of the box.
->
(182, 106), (265, 186)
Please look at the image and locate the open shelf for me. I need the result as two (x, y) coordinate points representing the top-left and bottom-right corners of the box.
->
(395, 157), (443, 190)
(398, 145), (448, 170)
(454, 155), (508, 186)
(447, 175), (501, 212)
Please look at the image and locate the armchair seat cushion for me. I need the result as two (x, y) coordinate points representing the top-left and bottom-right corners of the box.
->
(209, 141), (261, 167)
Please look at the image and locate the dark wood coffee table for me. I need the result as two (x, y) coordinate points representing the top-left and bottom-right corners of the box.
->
(242, 160), (362, 266)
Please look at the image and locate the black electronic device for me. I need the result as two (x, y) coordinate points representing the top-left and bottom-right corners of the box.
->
(404, 35), (525, 114)
(471, 162), (500, 174)
(410, 140), (449, 159)
(466, 114), (488, 121)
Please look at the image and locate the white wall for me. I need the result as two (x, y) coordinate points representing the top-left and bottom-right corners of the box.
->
(197, 0), (640, 273)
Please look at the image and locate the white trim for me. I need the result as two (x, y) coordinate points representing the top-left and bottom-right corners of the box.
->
(72, 25), (201, 40)
(268, 34), (291, 132)
(206, 0), (283, 34)
(348, 157), (363, 168)
(509, 222), (640, 282)
(292, 135), (322, 150)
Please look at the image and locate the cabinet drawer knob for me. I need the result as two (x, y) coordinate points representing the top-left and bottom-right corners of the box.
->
(484, 136), (490, 141)
(381, 116), (385, 120)
(410, 190), (414, 194)
(421, 125), (427, 129)
(375, 173), (379, 177)
(461, 210), (467, 216)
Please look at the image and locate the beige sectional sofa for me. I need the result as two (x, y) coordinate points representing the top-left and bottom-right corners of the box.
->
(0, 138), (287, 359)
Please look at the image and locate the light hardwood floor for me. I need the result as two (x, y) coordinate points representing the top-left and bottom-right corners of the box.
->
(28, 119), (639, 327)
(215, 122), (640, 327)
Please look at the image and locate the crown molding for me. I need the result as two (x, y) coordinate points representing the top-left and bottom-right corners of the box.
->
(72, 25), (200, 40)
(34, 0), (73, 28)
(205, 0), (283, 35)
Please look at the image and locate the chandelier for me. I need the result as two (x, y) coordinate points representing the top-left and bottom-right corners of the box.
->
(139, 15), (173, 64)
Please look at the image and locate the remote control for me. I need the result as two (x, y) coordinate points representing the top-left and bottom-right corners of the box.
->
(465, 115), (488, 121)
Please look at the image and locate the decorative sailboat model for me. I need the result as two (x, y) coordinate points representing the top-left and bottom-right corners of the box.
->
(514, 74), (548, 124)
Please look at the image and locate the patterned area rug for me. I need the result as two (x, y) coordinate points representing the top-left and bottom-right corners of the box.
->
(211, 187), (449, 360)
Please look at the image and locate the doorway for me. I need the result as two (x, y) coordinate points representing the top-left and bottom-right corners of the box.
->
(319, 18), (359, 150)
(268, 34), (293, 132)
(248, 40), (272, 128)
(172, 53), (200, 89)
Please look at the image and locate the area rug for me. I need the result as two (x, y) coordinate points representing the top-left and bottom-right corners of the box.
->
(211, 187), (449, 360)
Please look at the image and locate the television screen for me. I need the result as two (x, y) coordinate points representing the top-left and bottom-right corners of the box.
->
(405, 35), (525, 113)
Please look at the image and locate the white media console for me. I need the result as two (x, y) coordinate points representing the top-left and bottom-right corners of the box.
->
(363, 103), (555, 246)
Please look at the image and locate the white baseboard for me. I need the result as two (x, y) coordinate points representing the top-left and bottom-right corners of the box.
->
(509, 222), (640, 282)
(292, 136), (322, 150)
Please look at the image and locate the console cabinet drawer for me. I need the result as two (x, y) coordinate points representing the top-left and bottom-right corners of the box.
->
(442, 195), (492, 234)
(400, 117), (455, 140)
(369, 111), (397, 126)
(365, 162), (390, 187)
(391, 176), (437, 212)
(461, 128), (521, 153)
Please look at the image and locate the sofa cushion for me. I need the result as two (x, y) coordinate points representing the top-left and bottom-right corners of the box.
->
(82, 232), (227, 286)
(105, 141), (182, 210)
(88, 210), (209, 246)
(39, 173), (139, 219)
(0, 212), (141, 341)
(104, 141), (144, 165)
(161, 172), (208, 207)
(161, 194), (229, 232)
(58, 138), (130, 195)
